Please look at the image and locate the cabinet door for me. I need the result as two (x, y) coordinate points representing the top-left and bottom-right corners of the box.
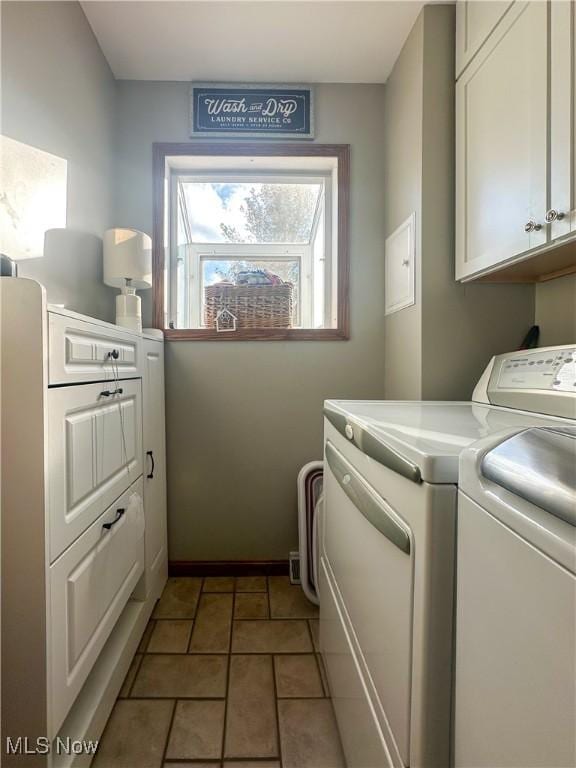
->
(456, 0), (515, 77)
(50, 479), (145, 737)
(142, 337), (168, 599)
(549, 1), (575, 241)
(48, 379), (143, 561)
(456, 2), (548, 280)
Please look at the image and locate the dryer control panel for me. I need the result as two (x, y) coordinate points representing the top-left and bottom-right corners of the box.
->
(497, 347), (576, 392)
(473, 345), (576, 419)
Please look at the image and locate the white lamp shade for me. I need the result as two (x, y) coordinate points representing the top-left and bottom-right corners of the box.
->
(103, 228), (152, 289)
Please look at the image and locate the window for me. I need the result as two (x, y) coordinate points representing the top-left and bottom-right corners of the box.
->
(174, 177), (329, 329)
(153, 144), (349, 340)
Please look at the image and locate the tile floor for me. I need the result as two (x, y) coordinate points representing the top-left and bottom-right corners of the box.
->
(93, 575), (345, 768)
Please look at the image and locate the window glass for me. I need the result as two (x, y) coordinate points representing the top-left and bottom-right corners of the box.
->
(201, 257), (301, 326)
(181, 182), (322, 244)
(169, 171), (336, 331)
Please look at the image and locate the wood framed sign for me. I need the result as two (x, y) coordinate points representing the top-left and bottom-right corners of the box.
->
(190, 83), (314, 139)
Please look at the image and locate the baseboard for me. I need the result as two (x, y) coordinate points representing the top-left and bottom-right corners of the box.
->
(169, 560), (290, 577)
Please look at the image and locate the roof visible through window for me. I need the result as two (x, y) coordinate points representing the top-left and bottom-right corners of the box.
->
(178, 180), (323, 244)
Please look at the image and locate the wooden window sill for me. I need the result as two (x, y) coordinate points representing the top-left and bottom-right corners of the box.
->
(163, 328), (349, 341)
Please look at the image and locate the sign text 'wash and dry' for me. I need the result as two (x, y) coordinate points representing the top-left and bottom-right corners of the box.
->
(190, 84), (314, 138)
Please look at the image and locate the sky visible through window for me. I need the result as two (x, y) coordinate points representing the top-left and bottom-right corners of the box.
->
(179, 181), (322, 245)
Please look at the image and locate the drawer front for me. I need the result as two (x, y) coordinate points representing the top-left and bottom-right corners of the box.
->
(323, 441), (413, 766)
(319, 560), (394, 768)
(50, 479), (145, 737)
(48, 379), (143, 561)
(49, 312), (142, 384)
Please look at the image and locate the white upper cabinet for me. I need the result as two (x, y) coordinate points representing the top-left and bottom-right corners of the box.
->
(456, 2), (548, 279)
(550, 1), (576, 241)
(456, 0), (515, 77)
(456, 1), (576, 281)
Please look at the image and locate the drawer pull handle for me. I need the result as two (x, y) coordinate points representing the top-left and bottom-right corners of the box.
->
(107, 349), (120, 360)
(102, 508), (125, 531)
(100, 387), (123, 398)
(147, 450), (155, 479)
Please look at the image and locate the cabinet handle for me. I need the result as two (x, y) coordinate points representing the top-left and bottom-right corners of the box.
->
(524, 220), (542, 233)
(107, 349), (120, 360)
(102, 508), (125, 531)
(545, 209), (565, 223)
(100, 387), (123, 398)
(147, 450), (155, 479)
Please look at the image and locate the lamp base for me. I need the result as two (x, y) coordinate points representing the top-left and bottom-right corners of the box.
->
(115, 288), (142, 332)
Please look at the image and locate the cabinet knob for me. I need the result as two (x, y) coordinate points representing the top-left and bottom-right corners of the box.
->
(524, 220), (542, 233)
(545, 209), (565, 223)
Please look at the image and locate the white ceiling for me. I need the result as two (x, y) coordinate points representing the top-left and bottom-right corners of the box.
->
(81, 1), (427, 83)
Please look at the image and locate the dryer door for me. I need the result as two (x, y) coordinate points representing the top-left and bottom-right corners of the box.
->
(323, 441), (414, 766)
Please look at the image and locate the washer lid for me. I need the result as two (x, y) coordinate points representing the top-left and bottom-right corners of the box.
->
(481, 427), (576, 526)
(324, 400), (574, 484)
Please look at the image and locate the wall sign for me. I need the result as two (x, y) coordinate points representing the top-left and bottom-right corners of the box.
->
(190, 83), (314, 139)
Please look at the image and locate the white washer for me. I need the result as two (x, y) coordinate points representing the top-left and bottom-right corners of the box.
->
(319, 345), (576, 768)
(455, 427), (576, 768)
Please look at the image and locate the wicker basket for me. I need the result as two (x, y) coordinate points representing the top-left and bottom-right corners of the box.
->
(204, 283), (294, 329)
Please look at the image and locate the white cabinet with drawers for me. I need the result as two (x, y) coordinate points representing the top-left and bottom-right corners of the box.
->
(1, 279), (168, 766)
(456, 1), (576, 281)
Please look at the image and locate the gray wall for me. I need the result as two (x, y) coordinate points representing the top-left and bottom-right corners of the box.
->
(114, 82), (387, 560)
(383, 4), (535, 401)
(382, 9), (424, 400)
(1, 1), (116, 320)
(535, 275), (576, 346)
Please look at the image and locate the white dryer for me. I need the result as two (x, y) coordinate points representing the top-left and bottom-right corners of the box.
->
(455, 426), (576, 768)
(319, 345), (576, 768)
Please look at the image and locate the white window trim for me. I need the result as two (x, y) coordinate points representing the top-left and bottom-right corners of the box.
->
(190, 243), (310, 328)
(168, 170), (333, 330)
